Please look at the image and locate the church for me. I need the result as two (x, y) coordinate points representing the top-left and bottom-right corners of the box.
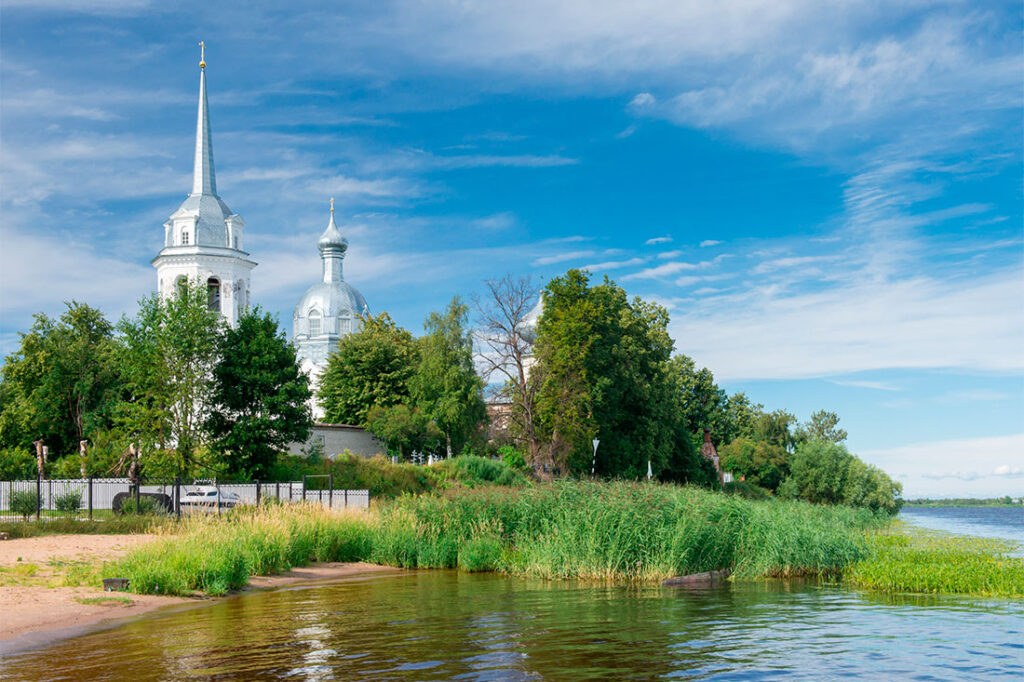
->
(152, 47), (381, 456)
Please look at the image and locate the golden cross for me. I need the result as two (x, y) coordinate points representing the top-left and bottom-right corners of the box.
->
(199, 41), (206, 68)
(330, 197), (335, 213)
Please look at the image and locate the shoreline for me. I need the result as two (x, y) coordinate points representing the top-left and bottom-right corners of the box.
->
(0, 532), (401, 656)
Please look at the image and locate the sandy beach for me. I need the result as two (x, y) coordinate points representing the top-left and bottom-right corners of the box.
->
(0, 533), (397, 655)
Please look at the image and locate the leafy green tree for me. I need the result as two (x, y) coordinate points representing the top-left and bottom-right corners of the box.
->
(0, 302), (121, 458)
(206, 309), (313, 478)
(366, 403), (441, 460)
(718, 437), (789, 491)
(534, 270), (703, 481)
(117, 281), (224, 476)
(318, 313), (419, 424)
(669, 355), (734, 448)
(751, 409), (798, 452)
(410, 298), (487, 458)
(795, 410), (848, 444)
(777, 439), (902, 513)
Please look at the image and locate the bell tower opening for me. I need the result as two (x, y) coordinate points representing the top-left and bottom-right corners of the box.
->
(207, 277), (221, 312)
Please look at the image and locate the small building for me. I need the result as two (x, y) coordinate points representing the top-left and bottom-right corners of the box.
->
(287, 423), (386, 459)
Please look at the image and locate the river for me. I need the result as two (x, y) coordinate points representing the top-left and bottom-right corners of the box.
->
(4, 569), (1022, 680)
(898, 506), (1024, 554)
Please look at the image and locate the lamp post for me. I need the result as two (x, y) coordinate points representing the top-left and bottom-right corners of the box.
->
(591, 439), (600, 477)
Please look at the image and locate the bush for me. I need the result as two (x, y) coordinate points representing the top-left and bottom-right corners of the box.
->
(10, 490), (39, 520)
(0, 448), (36, 480)
(718, 438), (788, 492)
(117, 494), (168, 515)
(54, 490), (83, 512)
(778, 439), (902, 514)
(433, 455), (528, 488)
(497, 445), (528, 471)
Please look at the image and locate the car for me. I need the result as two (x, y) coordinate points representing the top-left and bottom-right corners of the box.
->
(180, 486), (242, 511)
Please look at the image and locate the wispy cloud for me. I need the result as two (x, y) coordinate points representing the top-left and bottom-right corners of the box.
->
(532, 250), (596, 266)
(828, 379), (902, 392)
(645, 236), (672, 245)
(699, 240), (721, 248)
(580, 257), (646, 271)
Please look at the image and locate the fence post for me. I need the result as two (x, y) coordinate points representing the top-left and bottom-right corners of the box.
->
(174, 477), (181, 518)
(328, 474), (333, 509)
(48, 479), (53, 514)
(88, 477), (93, 521)
(216, 481), (221, 516)
(344, 489), (348, 509)
(276, 482), (280, 502)
(256, 481), (261, 507)
(36, 472), (41, 521)
(302, 475), (307, 501)
(134, 478), (141, 516)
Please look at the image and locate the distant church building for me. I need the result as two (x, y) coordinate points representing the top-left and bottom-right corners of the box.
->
(152, 44), (255, 326)
(292, 200), (370, 418)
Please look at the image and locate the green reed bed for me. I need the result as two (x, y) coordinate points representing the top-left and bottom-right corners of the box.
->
(846, 524), (1024, 598)
(110, 481), (883, 596)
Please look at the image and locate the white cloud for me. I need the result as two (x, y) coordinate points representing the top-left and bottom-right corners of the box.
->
(828, 379), (901, 392)
(657, 250), (683, 259)
(645, 236), (672, 245)
(862, 433), (1024, 497)
(532, 250), (596, 266)
(306, 175), (421, 201)
(623, 255), (729, 280)
(580, 257), (646, 271)
(699, 240), (721, 248)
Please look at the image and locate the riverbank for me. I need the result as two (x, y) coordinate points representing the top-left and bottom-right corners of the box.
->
(0, 532), (399, 653)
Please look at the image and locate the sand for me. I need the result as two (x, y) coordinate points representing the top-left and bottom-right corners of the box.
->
(0, 533), (399, 655)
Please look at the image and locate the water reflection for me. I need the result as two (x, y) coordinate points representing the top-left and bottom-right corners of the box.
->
(4, 572), (1022, 680)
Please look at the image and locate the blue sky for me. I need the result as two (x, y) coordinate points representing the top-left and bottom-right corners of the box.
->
(1, 1), (1021, 497)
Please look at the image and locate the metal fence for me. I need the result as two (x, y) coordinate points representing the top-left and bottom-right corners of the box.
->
(0, 476), (370, 522)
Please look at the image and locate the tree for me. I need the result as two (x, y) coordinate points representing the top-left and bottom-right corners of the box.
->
(751, 409), (798, 452)
(796, 410), (848, 444)
(206, 309), (313, 478)
(410, 297), (487, 458)
(318, 312), (418, 424)
(669, 355), (734, 448)
(533, 269), (704, 481)
(718, 437), (789, 491)
(473, 275), (542, 464)
(0, 302), (121, 458)
(366, 403), (441, 460)
(777, 439), (902, 513)
(117, 281), (224, 476)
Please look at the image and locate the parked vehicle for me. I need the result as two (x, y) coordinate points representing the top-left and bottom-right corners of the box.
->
(180, 486), (242, 511)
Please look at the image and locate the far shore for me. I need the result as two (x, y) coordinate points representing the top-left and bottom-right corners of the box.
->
(0, 533), (400, 656)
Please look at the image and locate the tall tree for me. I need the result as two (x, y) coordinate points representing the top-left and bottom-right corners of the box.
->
(366, 403), (442, 461)
(410, 297), (487, 457)
(796, 410), (848, 444)
(473, 275), (542, 464)
(206, 309), (313, 478)
(117, 280), (224, 476)
(0, 302), (121, 458)
(534, 269), (702, 480)
(317, 312), (418, 424)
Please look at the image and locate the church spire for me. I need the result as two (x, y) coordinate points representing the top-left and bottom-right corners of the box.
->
(317, 198), (348, 283)
(192, 41), (217, 197)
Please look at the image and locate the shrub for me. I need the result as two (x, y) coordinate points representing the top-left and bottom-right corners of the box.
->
(718, 438), (788, 492)
(433, 455), (527, 488)
(498, 445), (528, 471)
(10, 490), (39, 521)
(54, 490), (83, 512)
(119, 495), (166, 515)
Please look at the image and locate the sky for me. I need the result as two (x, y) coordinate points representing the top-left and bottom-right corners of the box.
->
(1, 1), (1021, 497)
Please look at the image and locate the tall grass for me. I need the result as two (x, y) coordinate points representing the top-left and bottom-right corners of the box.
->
(110, 481), (885, 596)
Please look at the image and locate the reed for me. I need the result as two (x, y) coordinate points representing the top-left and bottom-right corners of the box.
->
(846, 524), (1024, 598)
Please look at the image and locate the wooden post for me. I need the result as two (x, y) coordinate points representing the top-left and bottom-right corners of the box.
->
(79, 440), (88, 479)
(328, 474), (333, 509)
(88, 477), (93, 521)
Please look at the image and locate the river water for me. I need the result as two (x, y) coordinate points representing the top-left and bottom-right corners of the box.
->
(899, 506), (1024, 554)
(4, 570), (1023, 680)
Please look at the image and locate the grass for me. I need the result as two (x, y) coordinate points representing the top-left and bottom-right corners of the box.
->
(73, 595), (133, 606)
(0, 515), (173, 539)
(846, 523), (1024, 598)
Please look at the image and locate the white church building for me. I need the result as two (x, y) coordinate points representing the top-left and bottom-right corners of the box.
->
(152, 48), (381, 455)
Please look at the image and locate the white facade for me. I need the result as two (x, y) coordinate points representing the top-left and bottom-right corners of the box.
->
(293, 204), (369, 418)
(151, 55), (256, 326)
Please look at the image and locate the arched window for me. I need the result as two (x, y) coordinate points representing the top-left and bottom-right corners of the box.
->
(207, 277), (221, 313)
(308, 310), (322, 337)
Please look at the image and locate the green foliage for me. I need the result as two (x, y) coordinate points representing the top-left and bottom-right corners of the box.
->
(366, 404), (441, 460)
(318, 312), (419, 425)
(54, 489), (84, 512)
(796, 410), (848, 444)
(410, 297), (488, 457)
(0, 447), (35, 480)
(534, 270), (702, 482)
(498, 445), (528, 471)
(118, 495), (167, 515)
(433, 455), (528, 487)
(718, 437), (789, 491)
(751, 409), (798, 452)
(458, 535), (503, 572)
(0, 302), (122, 459)
(778, 439), (902, 514)
(271, 453), (441, 499)
(10, 490), (39, 520)
(847, 526), (1024, 597)
(723, 480), (772, 500)
(207, 308), (313, 478)
(0, 515), (170, 539)
(117, 280), (225, 476)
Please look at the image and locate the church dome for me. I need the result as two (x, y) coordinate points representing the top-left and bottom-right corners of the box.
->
(293, 280), (368, 323)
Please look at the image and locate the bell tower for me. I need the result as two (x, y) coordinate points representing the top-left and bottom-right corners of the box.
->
(151, 43), (256, 326)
